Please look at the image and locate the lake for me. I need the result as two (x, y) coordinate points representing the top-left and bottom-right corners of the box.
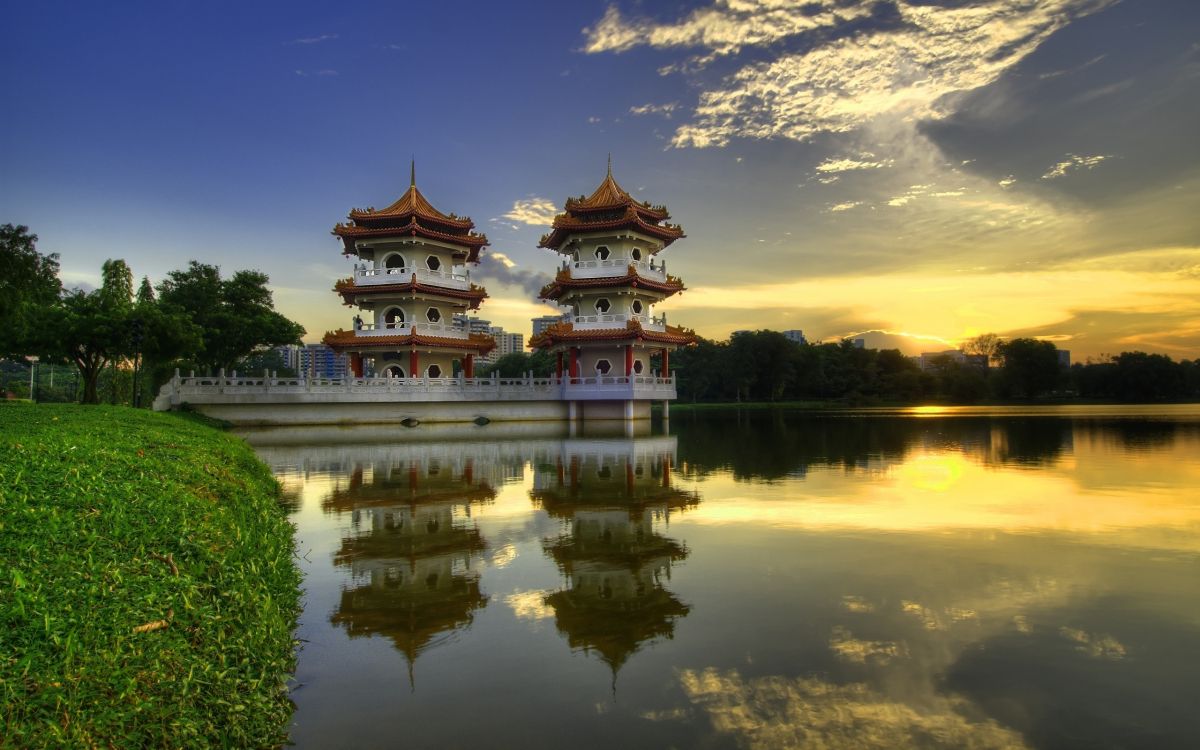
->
(238, 405), (1200, 749)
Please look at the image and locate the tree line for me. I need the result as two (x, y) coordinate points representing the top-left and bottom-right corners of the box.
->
(482, 330), (1200, 404)
(1, 224), (303, 404)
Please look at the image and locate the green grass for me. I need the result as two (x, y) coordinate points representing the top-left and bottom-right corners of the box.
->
(0, 403), (301, 749)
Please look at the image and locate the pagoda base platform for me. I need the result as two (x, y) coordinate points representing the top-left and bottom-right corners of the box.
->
(153, 373), (669, 427)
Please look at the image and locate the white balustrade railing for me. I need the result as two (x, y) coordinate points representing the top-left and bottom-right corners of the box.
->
(566, 313), (667, 331)
(353, 265), (470, 290)
(155, 370), (678, 408)
(353, 320), (468, 339)
(568, 258), (666, 281)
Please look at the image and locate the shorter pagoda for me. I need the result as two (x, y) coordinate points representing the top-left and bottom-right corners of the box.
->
(529, 164), (697, 408)
(323, 165), (495, 378)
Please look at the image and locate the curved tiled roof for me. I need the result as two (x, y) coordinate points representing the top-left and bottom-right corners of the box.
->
(323, 329), (497, 354)
(539, 169), (684, 251)
(334, 276), (488, 309)
(528, 319), (697, 349)
(538, 266), (684, 301)
(333, 171), (489, 263)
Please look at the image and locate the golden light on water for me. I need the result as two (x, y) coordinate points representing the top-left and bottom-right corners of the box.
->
(680, 433), (1200, 551)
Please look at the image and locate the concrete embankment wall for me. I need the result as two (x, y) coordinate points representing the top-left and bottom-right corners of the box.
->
(190, 399), (573, 427)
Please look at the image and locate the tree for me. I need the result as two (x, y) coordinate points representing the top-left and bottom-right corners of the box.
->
(996, 338), (1061, 398)
(42, 261), (135, 404)
(157, 261), (304, 372)
(962, 333), (1002, 361)
(0, 224), (62, 359)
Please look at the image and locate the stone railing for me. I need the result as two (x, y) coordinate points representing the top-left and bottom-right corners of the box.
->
(353, 265), (471, 290)
(567, 258), (666, 281)
(566, 313), (667, 331)
(153, 370), (676, 410)
(353, 321), (468, 339)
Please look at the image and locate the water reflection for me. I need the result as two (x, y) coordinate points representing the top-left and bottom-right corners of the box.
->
(235, 408), (1200, 749)
(530, 437), (699, 680)
(326, 453), (495, 675)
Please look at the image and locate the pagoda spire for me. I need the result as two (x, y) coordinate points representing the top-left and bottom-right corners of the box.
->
(607, 153), (612, 177)
(410, 158), (416, 188)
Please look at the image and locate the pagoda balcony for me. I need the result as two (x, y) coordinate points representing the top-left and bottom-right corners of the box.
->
(354, 321), (469, 340)
(566, 313), (667, 332)
(565, 258), (666, 281)
(353, 265), (471, 290)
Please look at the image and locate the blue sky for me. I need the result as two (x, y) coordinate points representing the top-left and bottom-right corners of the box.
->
(3, 0), (1199, 358)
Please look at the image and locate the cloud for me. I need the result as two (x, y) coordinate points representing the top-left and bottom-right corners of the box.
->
(816, 155), (894, 174)
(678, 668), (1028, 749)
(585, 0), (1116, 148)
(828, 200), (863, 213)
(1041, 153), (1111, 179)
(294, 69), (339, 77)
(629, 102), (680, 118)
(476, 253), (553, 299)
(502, 197), (558, 226)
(289, 34), (338, 45)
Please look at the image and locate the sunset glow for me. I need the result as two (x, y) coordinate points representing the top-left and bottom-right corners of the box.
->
(2, 1), (1197, 359)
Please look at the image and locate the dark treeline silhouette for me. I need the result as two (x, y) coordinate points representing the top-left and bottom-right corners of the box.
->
(665, 332), (1200, 404)
(672, 411), (1200, 482)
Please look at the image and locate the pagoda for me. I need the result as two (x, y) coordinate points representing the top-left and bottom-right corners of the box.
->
(529, 162), (697, 406)
(329, 454), (494, 682)
(532, 437), (698, 684)
(323, 163), (495, 378)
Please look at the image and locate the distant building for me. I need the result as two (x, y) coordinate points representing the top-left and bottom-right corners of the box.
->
(919, 350), (988, 372)
(531, 314), (566, 337)
(300, 343), (348, 379)
(273, 344), (301, 371)
(1057, 349), (1071, 368)
(493, 330), (524, 359)
(851, 338), (866, 349)
(782, 329), (807, 345)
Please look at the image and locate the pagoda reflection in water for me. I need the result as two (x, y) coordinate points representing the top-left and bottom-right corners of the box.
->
(532, 436), (699, 680)
(327, 450), (499, 677)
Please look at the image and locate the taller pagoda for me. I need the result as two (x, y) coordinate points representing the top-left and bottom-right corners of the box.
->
(529, 163), (696, 413)
(323, 165), (495, 378)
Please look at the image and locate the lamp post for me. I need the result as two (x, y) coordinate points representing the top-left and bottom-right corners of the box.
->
(131, 317), (144, 408)
(28, 356), (39, 403)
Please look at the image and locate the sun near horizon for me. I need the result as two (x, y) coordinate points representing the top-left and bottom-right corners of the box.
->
(2, 1), (1198, 361)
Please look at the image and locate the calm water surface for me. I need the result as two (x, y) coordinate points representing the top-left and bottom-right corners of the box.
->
(238, 405), (1200, 749)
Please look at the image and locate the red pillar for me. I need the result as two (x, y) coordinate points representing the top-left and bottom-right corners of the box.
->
(464, 354), (474, 378)
(556, 351), (564, 379)
(661, 348), (670, 377)
(568, 347), (579, 381)
(409, 349), (420, 378)
(625, 345), (633, 377)
(349, 353), (364, 378)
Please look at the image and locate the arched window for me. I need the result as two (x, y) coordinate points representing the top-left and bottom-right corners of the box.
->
(595, 359), (612, 375)
(595, 298), (611, 314)
(426, 255), (441, 271)
(384, 307), (405, 329)
(427, 364), (443, 378)
(426, 307), (441, 323)
(632, 300), (644, 315)
(384, 365), (405, 378)
(595, 246), (610, 261)
(631, 247), (642, 261)
(633, 360), (644, 375)
(384, 254), (405, 270)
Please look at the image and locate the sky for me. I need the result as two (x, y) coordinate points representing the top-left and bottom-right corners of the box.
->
(2, 0), (1198, 360)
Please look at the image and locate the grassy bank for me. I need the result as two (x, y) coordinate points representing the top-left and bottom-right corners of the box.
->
(0, 403), (300, 748)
